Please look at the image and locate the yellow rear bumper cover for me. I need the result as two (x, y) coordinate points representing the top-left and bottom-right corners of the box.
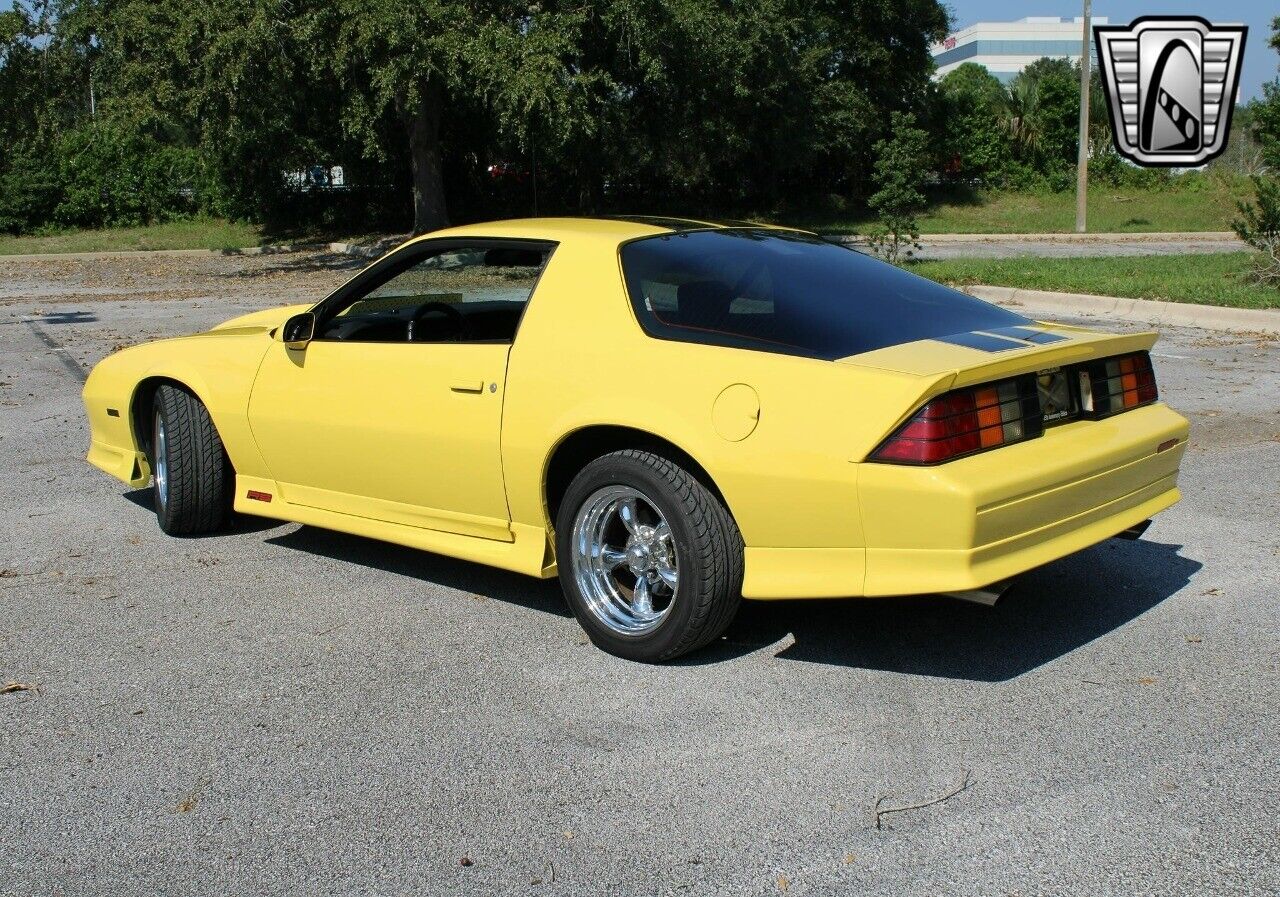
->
(860, 475), (1178, 596)
(743, 403), (1188, 599)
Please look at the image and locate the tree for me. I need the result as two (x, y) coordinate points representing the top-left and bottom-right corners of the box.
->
(867, 111), (930, 263)
(1230, 20), (1280, 286)
(0, 0), (955, 234)
(544, 0), (949, 216)
(1248, 16), (1280, 171)
(293, 2), (592, 233)
(0, 1), (94, 231)
(937, 63), (1010, 182)
(1232, 176), (1280, 286)
(1008, 57), (1079, 174)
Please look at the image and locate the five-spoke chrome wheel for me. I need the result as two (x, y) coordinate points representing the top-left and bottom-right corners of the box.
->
(570, 485), (679, 636)
(556, 450), (744, 661)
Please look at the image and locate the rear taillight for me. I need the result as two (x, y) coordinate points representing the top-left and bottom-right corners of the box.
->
(1079, 352), (1158, 416)
(871, 375), (1043, 465)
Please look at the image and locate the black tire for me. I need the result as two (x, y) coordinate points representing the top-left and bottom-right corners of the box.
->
(555, 449), (743, 662)
(150, 384), (233, 536)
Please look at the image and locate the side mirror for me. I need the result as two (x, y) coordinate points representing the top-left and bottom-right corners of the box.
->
(282, 312), (315, 350)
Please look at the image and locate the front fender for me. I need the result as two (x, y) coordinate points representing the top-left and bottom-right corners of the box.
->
(82, 329), (277, 486)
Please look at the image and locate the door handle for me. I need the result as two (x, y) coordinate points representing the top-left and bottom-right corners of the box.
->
(450, 379), (486, 394)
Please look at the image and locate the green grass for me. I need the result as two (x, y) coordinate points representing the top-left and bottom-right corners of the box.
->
(802, 182), (1248, 235)
(0, 218), (264, 255)
(0, 180), (1250, 256)
(910, 252), (1280, 310)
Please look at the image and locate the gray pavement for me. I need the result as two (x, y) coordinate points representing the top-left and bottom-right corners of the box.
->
(2, 252), (1278, 896)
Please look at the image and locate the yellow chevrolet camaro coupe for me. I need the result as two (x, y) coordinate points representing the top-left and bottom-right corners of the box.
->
(82, 217), (1189, 661)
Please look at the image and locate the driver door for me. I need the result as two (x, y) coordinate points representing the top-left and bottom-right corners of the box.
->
(246, 239), (553, 540)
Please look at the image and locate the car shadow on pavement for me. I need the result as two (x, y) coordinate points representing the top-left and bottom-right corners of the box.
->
(40, 310), (98, 324)
(123, 486), (1200, 678)
(692, 538), (1202, 681)
(122, 488), (288, 535)
(265, 525), (572, 618)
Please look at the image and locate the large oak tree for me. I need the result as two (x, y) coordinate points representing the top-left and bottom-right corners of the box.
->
(2, 0), (952, 234)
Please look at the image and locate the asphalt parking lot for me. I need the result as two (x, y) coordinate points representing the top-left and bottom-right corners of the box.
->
(2, 251), (1278, 896)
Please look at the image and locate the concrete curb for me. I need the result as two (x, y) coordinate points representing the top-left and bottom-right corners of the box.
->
(967, 285), (1279, 335)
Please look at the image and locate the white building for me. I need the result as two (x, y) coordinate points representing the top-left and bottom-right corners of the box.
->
(932, 15), (1106, 84)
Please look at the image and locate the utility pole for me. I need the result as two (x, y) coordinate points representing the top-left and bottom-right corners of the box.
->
(1075, 0), (1092, 233)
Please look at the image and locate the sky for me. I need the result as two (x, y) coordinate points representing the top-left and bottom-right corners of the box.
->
(2, 0), (1275, 100)
(947, 1), (1277, 100)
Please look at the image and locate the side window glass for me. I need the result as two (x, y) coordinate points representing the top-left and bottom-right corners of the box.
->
(637, 260), (774, 337)
(320, 244), (550, 343)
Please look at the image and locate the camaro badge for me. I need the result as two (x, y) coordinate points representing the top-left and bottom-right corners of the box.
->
(1094, 16), (1247, 167)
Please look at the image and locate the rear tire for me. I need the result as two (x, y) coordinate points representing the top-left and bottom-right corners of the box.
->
(556, 449), (743, 662)
(150, 384), (232, 536)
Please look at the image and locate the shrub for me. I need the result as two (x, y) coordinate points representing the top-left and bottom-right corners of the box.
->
(937, 64), (1011, 185)
(1089, 152), (1172, 190)
(993, 161), (1051, 193)
(1231, 176), (1280, 287)
(0, 148), (60, 233)
(867, 111), (930, 263)
(51, 124), (202, 229)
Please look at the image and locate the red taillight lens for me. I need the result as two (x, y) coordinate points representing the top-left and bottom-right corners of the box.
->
(872, 376), (1042, 465)
(1080, 352), (1158, 416)
(871, 352), (1159, 465)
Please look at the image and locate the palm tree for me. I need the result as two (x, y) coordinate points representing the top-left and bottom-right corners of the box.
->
(1005, 74), (1041, 158)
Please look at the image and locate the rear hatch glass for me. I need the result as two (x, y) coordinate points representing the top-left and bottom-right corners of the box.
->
(620, 229), (1030, 360)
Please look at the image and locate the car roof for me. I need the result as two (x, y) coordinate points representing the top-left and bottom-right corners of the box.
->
(404, 216), (802, 247)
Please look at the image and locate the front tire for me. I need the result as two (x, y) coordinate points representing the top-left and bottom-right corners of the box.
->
(150, 384), (232, 535)
(556, 450), (743, 662)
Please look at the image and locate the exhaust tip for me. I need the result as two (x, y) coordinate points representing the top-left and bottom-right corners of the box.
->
(943, 579), (1013, 606)
(1116, 519), (1153, 541)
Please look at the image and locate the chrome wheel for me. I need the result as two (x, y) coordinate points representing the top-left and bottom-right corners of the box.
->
(570, 485), (679, 636)
(154, 413), (169, 506)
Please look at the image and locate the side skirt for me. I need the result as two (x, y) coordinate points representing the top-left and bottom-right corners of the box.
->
(232, 475), (557, 579)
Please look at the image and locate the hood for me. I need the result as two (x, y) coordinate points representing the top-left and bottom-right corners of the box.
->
(207, 304), (312, 334)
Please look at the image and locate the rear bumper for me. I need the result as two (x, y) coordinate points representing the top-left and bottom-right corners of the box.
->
(742, 402), (1188, 599)
(861, 475), (1179, 596)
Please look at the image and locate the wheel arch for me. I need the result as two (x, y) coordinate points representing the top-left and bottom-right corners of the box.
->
(543, 425), (734, 527)
(129, 375), (213, 458)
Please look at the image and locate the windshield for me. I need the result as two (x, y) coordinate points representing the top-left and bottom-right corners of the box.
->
(619, 229), (1030, 360)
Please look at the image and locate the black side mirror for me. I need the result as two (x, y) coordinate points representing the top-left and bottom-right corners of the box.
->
(282, 312), (315, 350)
